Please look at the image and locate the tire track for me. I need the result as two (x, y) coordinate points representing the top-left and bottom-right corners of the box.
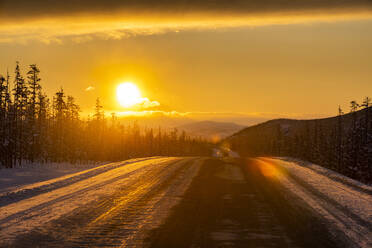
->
(0, 157), (181, 246)
(0, 157), (161, 207)
(256, 158), (372, 248)
(275, 158), (372, 196)
(287, 171), (372, 230)
(2, 157), (202, 248)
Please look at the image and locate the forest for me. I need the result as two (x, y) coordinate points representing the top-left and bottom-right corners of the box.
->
(0, 62), (211, 168)
(227, 100), (372, 184)
(1, 62), (370, 185)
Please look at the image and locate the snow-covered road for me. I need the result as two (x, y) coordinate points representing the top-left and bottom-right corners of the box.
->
(252, 157), (372, 248)
(0, 157), (203, 247)
(0, 156), (370, 248)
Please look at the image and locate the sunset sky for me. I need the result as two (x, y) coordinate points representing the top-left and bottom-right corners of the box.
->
(0, 0), (371, 125)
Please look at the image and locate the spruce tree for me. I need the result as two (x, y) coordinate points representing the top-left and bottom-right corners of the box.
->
(13, 62), (28, 165)
(27, 64), (41, 162)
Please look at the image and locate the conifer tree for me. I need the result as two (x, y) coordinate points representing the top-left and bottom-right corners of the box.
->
(53, 88), (66, 161)
(0, 75), (6, 166)
(0, 62), (210, 168)
(13, 62), (29, 165)
(362, 97), (371, 143)
(26, 64), (41, 162)
(27, 64), (41, 121)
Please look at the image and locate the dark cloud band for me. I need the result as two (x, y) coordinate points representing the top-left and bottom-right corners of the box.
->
(1, 0), (371, 20)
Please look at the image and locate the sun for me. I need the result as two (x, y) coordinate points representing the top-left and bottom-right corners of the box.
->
(117, 82), (142, 108)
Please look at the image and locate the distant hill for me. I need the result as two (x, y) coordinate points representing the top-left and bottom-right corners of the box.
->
(116, 115), (194, 129)
(228, 107), (370, 140)
(177, 121), (245, 141)
(225, 106), (372, 184)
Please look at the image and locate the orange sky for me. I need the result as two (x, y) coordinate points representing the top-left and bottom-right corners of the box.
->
(0, 2), (371, 125)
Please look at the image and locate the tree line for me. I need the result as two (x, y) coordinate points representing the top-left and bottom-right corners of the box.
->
(229, 98), (371, 183)
(0, 62), (211, 168)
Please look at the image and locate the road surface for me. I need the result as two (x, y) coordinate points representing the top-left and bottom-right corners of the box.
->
(0, 157), (371, 247)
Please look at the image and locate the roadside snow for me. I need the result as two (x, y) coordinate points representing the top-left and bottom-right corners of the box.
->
(257, 157), (372, 248)
(0, 162), (105, 194)
(280, 157), (372, 190)
(0, 157), (180, 244)
(0, 157), (161, 204)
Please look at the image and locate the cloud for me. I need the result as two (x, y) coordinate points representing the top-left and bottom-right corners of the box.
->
(125, 98), (160, 110)
(110, 110), (329, 122)
(85, 86), (95, 91)
(1, 1), (371, 19)
(114, 110), (187, 118)
(140, 98), (160, 109)
(0, 0), (371, 43)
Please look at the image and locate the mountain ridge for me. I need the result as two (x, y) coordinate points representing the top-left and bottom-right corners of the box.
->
(225, 106), (372, 184)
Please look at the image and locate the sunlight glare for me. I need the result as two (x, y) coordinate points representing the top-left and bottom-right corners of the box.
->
(117, 82), (142, 108)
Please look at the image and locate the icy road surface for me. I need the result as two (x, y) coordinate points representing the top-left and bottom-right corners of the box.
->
(0, 157), (371, 247)
(0, 157), (203, 247)
(253, 158), (372, 248)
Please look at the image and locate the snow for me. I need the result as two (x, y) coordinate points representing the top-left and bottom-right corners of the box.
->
(0, 157), (182, 245)
(256, 157), (372, 248)
(1, 156), (370, 246)
(280, 157), (372, 190)
(0, 162), (105, 194)
(0, 157), (159, 196)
